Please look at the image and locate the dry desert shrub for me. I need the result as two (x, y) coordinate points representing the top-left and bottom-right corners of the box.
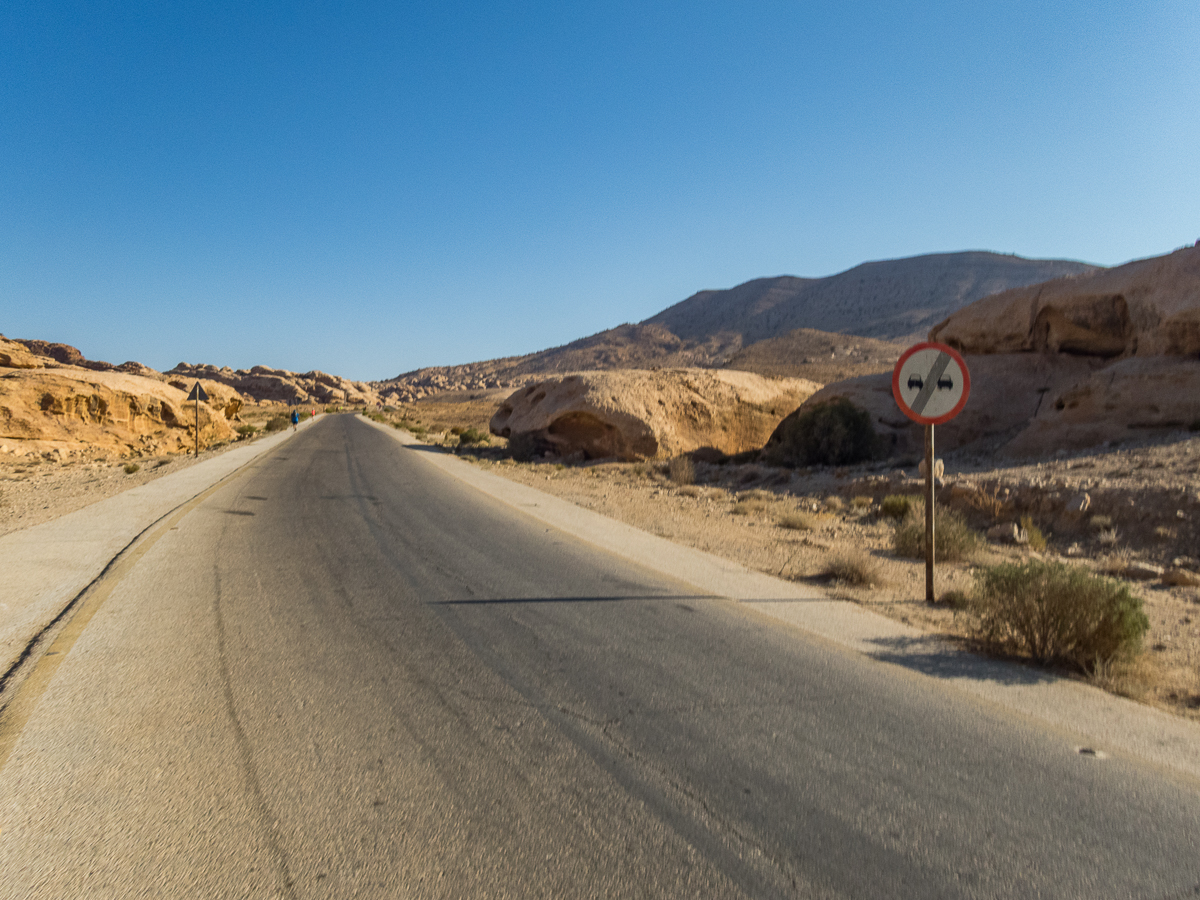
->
(970, 560), (1148, 673)
(961, 482), (1007, 519)
(822, 495), (845, 512)
(1019, 515), (1048, 551)
(823, 549), (882, 587)
(731, 499), (770, 516)
(668, 456), (696, 485)
(850, 496), (873, 510)
(677, 485), (701, 498)
(123, 463), (140, 474)
(741, 489), (776, 502)
(880, 494), (916, 520)
(893, 504), (981, 562)
(777, 512), (817, 530)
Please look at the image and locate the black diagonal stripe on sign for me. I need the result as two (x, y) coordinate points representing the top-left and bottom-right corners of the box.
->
(911, 352), (951, 415)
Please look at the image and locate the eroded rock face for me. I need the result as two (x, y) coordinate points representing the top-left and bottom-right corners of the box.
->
(490, 369), (819, 461)
(789, 246), (1200, 460)
(0, 368), (234, 459)
(0, 336), (42, 370)
(168, 363), (380, 406)
(930, 245), (1200, 358)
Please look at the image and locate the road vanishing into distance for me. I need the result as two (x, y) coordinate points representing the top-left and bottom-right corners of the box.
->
(2, 415), (1198, 898)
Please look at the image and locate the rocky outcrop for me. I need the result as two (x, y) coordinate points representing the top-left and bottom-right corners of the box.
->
(782, 245), (1200, 460)
(490, 369), (819, 461)
(0, 368), (235, 459)
(930, 245), (1200, 359)
(0, 336), (42, 370)
(167, 363), (380, 407)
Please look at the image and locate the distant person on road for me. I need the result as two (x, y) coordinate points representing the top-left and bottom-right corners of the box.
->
(291, 410), (299, 432)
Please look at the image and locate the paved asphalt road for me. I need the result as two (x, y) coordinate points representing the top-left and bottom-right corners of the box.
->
(2, 415), (1198, 898)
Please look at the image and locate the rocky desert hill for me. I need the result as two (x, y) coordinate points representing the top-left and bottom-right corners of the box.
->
(0, 336), (383, 461)
(785, 245), (1200, 460)
(376, 251), (1096, 400)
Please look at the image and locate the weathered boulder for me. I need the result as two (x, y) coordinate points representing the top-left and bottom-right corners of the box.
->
(1004, 357), (1200, 455)
(0, 336), (42, 370)
(490, 369), (819, 461)
(0, 368), (234, 458)
(787, 353), (1107, 459)
(930, 245), (1200, 358)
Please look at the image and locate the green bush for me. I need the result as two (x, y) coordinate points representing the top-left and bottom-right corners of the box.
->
(236, 424), (257, 437)
(893, 505), (981, 562)
(880, 494), (916, 520)
(764, 398), (878, 467)
(123, 462), (140, 474)
(264, 415), (289, 432)
(970, 560), (1148, 672)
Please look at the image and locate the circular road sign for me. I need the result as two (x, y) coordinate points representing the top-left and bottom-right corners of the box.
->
(892, 342), (970, 425)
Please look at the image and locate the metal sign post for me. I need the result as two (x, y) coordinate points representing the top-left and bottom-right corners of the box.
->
(186, 382), (209, 457)
(892, 343), (971, 604)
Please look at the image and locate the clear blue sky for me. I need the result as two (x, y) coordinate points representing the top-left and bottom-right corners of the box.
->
(3, 2), (1197, 381)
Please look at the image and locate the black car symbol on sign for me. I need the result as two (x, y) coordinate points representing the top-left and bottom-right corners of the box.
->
(907, 376), (923, 390)
(937, 376), (954, 390)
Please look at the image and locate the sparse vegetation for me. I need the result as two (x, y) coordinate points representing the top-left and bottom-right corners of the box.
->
(236, 424), (258, 437)
(962, 482), (1007, 518)
(123, 463), (140, 474)
(668, 456), (696, 485)
(940, 589), (970, 610)
(731, 499), (770, 515)
(677, 485), (701, 498)
(823, 549), (882, 586)
(851, 496), (873, 510)
(1089, 514), (1113, 531)
(454, 426), (489, 445)
(507, 431), (543, 462)
(880, 494), (916, 520)
(763, 398), (878, 467)
(1019, 515), (1047, 551)
(893, 505), (981, 562)
(265, 414), (289, 433)
(778, 512), (817, 530)
(822, 495), (845, 512)
(970, 560), (1149, 673)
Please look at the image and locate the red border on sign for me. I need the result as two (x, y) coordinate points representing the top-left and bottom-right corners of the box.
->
(891, 342), (971, 425)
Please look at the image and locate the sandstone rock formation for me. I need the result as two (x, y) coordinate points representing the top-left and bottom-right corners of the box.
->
(167, 363), (380, 407)
(930, 245), (1200, 358)
(490, 369), (819, 461)
(781, 245), (1200, 460)
(0, 336), (42, 370)
(0, 367), (235, 459)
